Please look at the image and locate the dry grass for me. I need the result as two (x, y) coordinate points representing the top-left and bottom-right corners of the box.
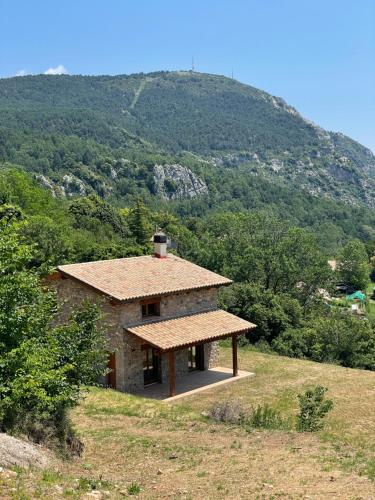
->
(2, 347), (375, 499)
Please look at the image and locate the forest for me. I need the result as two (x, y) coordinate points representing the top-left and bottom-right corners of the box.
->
(1, 71), (375, 211)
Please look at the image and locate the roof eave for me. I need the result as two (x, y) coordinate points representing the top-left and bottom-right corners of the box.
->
(117, 280), (233, 303)
(54, 270), (232, 303)
(127, 326), (255, 353)
(56, 269), (122, 303)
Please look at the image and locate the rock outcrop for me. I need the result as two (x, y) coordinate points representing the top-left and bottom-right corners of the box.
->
(153, 164), (208, 200)
(0, 433), (50, 469)
(62, 174), (88, 196)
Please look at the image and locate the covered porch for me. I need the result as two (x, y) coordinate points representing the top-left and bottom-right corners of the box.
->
(126, 309), (256, 398)
(134, 365), (254, 401)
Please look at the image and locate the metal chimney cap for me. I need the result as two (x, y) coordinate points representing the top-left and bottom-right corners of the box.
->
(153, 232), (167, 244)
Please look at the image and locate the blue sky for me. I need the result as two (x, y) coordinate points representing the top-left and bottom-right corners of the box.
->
(1, 0), (374, 151)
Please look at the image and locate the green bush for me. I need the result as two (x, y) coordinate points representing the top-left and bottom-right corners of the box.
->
(296, 386), (333, 432)
(220, 282), (303, 343)
(246, 404), (286, 430)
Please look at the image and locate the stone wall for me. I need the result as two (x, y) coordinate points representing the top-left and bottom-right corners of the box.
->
(52, 277), (220, 393)
(160, 350), (190, 384)
(53, 277), (128, 390)
(159, 342), (219, 385)
(122, 331), (144, 392)
(160, 287), (218, 321)
(205, 341), (220, 368)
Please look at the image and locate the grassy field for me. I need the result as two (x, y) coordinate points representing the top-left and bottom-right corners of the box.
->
(2, 347), (375, 499)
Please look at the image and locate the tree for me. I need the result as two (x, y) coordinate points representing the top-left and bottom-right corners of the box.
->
(338, 240), (369, 290)
(69, 194), (129, 237)
(0, 220), (108, 448)
(195, 212), (332, 303)
(128, 199), (152, 246)
(0, 204), (24, 223)
(21, 215), (73, 270)
(220, 283), (302, 343)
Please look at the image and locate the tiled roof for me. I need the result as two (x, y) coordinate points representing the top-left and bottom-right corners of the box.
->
(57, 255), (232, 301)
(126, 310), (256, 351)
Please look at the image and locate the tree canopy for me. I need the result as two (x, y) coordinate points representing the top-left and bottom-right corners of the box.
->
(338, 240), (369, 290)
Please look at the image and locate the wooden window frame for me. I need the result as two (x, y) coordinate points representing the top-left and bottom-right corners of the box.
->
(141, 299), (161, 318)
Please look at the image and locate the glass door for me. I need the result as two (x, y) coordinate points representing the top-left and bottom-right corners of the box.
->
(143, 347), (160, 385)
(188, 345), (197, 371)
(188, 345), (205, 371)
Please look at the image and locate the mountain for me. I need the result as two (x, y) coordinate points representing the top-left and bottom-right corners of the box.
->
(0, 70), (374, 208)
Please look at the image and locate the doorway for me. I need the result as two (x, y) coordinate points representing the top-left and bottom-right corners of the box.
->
(107, 352), (117, 389)
(143, 347), (160, 385)
(188, 344), (205, 371)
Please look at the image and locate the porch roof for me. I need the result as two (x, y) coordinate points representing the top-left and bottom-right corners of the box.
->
(125, 309), (256, 352)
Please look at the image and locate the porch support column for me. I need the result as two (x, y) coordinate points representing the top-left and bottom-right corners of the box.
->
(168, 350), (176, 397)
(232, 333), (238, 377)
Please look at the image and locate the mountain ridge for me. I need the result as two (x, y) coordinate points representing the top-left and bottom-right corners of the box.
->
(0, 70), (374, 208)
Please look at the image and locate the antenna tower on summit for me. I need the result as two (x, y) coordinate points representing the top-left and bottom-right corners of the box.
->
(192, 56), (195, 72)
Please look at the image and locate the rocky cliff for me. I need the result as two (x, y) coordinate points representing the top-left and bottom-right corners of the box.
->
(153, 164), (208, 200)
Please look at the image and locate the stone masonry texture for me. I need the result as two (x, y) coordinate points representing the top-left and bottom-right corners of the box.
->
(53, 277), (220, 393)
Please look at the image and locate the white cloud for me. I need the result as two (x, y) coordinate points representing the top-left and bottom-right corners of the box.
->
(44, 64), (68, 75)
(15, 69), (28, 76)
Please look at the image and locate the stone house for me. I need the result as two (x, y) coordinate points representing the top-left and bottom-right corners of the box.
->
(50, 233), (256, 397)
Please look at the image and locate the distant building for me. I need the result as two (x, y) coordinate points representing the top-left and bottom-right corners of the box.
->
(49, 233), (255, 397)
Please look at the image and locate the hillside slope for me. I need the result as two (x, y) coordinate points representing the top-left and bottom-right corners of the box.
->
(0, 71), (374, 208)
(2, 347), (375, 498)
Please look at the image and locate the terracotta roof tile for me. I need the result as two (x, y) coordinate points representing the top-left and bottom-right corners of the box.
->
(126, 309), (256, 351)
(57, 255), (232, 301)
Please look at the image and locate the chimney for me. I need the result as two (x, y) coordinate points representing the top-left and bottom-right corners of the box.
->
(153, 231), (167, 258)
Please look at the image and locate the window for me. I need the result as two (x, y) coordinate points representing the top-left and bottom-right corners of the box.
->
(141, 300), (160, 318)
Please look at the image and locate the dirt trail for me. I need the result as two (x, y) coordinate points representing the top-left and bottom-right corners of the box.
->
(130, 77), (152, 110)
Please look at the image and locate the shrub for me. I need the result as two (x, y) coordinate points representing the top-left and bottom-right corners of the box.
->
(208, 401), (288, 431)
(296, 386), (333, 432)
(208, 400), (246, 424)
(246, 404), (286, 430)
(128, 482), (141, 495)
(164, 178), (178, 194)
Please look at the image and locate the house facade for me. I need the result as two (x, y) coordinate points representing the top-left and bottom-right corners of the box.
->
(50, 233), (255, 396)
